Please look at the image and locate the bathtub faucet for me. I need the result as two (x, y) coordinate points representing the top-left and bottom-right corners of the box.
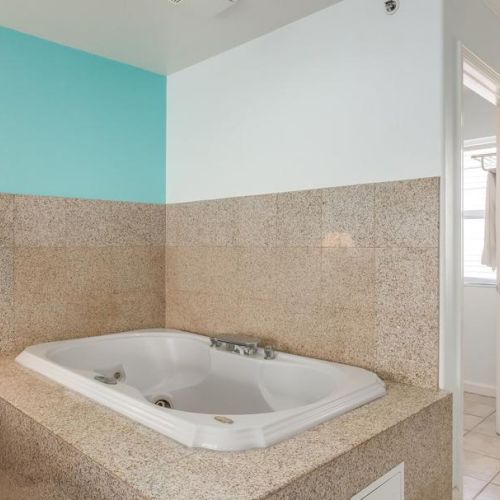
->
(209, 335), (275, 359)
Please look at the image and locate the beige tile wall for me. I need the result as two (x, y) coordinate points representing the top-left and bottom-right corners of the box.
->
(0, 194), (165, 356)
(165, 177), (440, 388)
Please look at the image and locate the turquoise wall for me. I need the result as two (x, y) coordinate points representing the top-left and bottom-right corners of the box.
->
(0, 27), (166, 204)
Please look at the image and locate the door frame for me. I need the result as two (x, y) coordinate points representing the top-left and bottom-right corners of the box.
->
(445, 45), (500, 490)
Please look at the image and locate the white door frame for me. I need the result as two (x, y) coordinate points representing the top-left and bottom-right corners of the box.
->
(445, 45), (500, 490)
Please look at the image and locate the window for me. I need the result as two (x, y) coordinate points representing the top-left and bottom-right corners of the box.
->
(463, 138), (497, 285)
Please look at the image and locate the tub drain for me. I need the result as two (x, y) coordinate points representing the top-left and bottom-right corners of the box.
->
(154, 398), (172, 409)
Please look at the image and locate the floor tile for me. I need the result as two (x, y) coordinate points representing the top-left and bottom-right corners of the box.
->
(463, 475), (488, 500)
(492, 472), (500, 486)
(465, 414), (485, 432)
(475, 414), (499, 438)
(477, 483), (500, 499)
(465, 393), (496, 409)
(464, 432), (500, 459)
(463, 450), (500, 482)
(465, 400), (496, 418)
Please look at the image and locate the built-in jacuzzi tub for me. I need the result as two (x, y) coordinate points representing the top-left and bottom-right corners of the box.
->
(16, 329), (386, 451)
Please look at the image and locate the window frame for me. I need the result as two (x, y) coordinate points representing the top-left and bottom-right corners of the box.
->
(463, 136), (497, 287)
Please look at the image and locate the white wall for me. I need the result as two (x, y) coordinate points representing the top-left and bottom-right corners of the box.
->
(462, 86), (496, 395)
(463, 286), (497, 395)
(166, 0), (443, 203)
(463, 88), (497, 141)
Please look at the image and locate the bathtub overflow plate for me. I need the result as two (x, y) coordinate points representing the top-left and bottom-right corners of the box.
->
(214, 416), (234, 424)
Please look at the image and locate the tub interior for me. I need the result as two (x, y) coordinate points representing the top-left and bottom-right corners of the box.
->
(47, 335), (337, 415)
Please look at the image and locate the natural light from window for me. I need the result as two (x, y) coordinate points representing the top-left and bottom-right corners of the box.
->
(463, 139), (497, 285)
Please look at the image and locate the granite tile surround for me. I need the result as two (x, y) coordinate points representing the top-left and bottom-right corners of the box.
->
(0, 358), (451, 499)
(165, 177), (440, 388)
(0, 193), (165, 355)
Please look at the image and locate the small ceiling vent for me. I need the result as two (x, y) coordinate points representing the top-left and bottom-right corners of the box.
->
(168, 0), (239, 17)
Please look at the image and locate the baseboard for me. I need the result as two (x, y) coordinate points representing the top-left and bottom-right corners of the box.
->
(464, 381), (496, 398)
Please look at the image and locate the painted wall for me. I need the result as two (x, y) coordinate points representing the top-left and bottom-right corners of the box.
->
(0, 26), (166, 203)
(463, 88), (497, 141)
(463, 286), (496, 394)
(166, 0), (443, 203)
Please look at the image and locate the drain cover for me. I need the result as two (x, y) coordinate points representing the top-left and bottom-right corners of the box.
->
(154, 399), (172, 408)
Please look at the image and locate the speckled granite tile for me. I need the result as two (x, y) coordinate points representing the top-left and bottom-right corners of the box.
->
(276, 248), (321, 306)
(65, 199), (166, 247)
(165, 290), (241, 336)
(376, 247), (439, 311)
(0, 303), (14, 355)
(0, 397), (147, 499)
(65, 246), (113, 300)
(165, 247), (208, 293)
(108, 290), (165, 333)
(0, 246), (14, 305)
(12, 302), (88, 354)
(321, 248), (375, 309)
(203, 247), (240, 295)
(374, 177), (440, 248)
(109, 246), (157, 293)
(0, 359), (451, 500)
(237, 248), (278, 301)
(209, 198), (239, 246)
(114, 202), (166, 246)
(14, 247), (69, 304)
(14, 195), (67, 246)
(236, 194), (277, 247)
(321, 184), (375, 248)
(267, 396), (452, 500)
(375, 247), (439, 388)
(321, 307), (377, 370)
(277, 190), (322, 247)
(375, 309), (439, 388)
(271, 302), (323, 356)
(0, 194), (14, 246)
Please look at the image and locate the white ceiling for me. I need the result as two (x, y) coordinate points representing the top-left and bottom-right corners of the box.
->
(0, 0), (342, 75)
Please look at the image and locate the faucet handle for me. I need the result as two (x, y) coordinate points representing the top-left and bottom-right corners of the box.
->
(264, 346), (276, 360)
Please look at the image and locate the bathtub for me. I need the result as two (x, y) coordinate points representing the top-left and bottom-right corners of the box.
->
(16, 329), (386, 451)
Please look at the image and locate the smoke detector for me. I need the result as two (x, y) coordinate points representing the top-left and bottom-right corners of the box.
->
(168, 0), (240, 17)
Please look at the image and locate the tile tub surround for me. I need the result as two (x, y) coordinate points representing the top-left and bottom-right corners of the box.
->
(0, 359), (451, 499)
(165, 177), (440, 388)
(0, 193), (165, 356)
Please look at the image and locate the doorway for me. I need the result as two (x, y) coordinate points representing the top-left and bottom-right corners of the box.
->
(460, 49), (500, 500)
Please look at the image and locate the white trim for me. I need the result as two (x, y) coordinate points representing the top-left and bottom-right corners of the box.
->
(464, 381), (496, 398)
(446, 45), (500, 491)
(464, 136), (497, 149)
(351, 463), (404, 500)
(464, 48), (500, 105)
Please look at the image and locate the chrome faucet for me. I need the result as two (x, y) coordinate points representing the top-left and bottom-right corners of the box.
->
(209, 335), (275, 359)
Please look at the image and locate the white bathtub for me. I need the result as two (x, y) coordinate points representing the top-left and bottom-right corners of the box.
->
(16, 329), (386, 451)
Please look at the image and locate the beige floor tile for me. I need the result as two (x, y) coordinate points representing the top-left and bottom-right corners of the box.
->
(464, 432), (500, 459)
(492, 472), (500, 486)
(463, 450), (500, 481)
(463, 475), (488, 500)
(476, 414), (500, 438)
(465, 414), (485, 432)
(465, 401), (496, 418)
(453, 487), (461, 500)
(465, 393), (497, 409)
(477, 483), (500, 499)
